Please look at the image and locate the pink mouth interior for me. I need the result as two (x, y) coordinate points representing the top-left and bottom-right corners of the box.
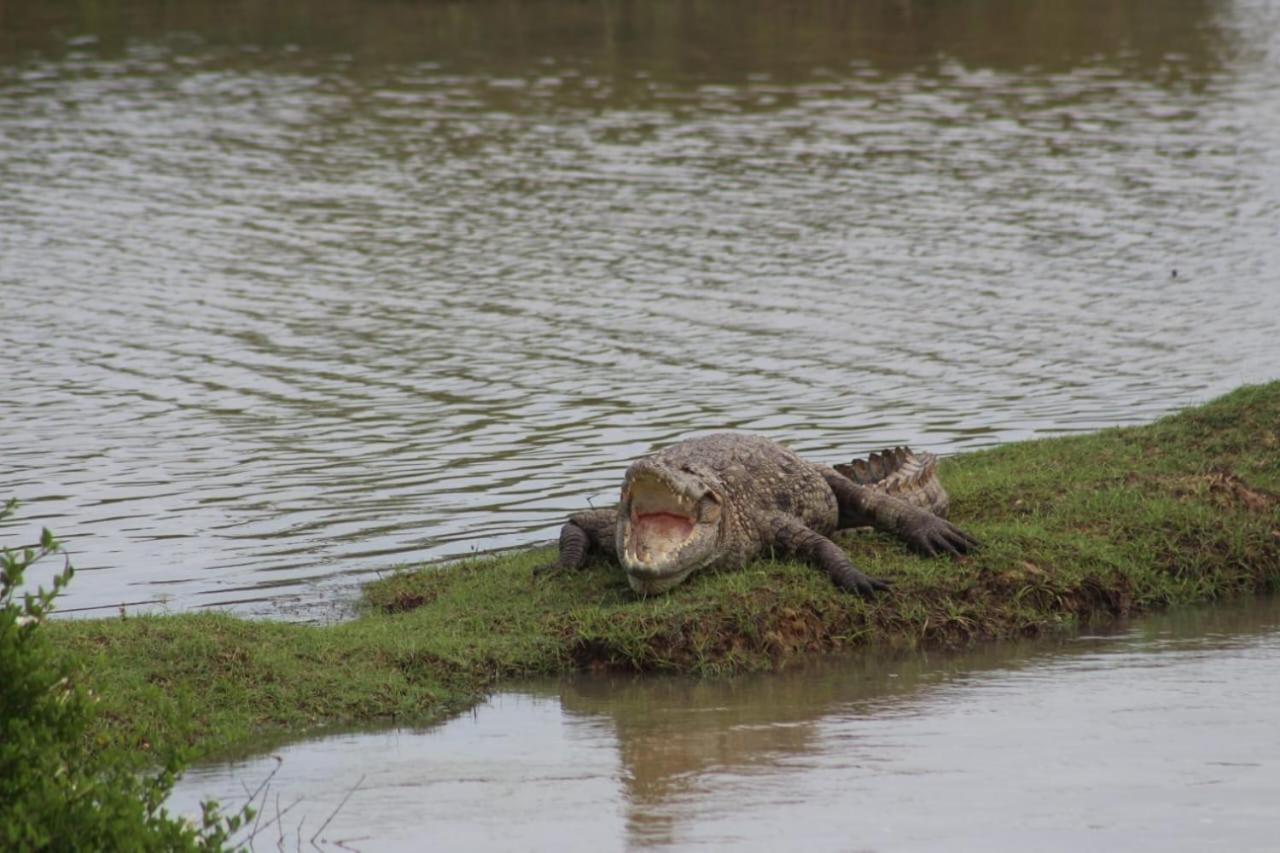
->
(634, 511), (695, 541)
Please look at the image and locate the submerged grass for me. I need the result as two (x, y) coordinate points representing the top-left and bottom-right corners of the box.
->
(51, 383), (1280, 761)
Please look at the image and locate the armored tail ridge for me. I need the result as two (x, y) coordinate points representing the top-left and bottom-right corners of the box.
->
(834, 446), (950, 518)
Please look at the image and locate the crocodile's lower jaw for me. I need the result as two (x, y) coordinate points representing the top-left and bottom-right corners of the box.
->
(625, 564), (697, 595)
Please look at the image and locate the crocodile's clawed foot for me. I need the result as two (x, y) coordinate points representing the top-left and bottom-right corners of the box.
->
(531, 560), (567, 580)
(836, 571), (894, 597)
(825, 554), (895, 596)
(904, 514), (979, 558)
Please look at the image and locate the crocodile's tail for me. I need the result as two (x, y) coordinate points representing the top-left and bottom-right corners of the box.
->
(835, 447), (950, 518)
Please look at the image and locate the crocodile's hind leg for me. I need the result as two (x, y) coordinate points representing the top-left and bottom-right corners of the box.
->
(766, 514), (891, 596)
(533, 508), (619, 576)
(820, 468), (978, 557)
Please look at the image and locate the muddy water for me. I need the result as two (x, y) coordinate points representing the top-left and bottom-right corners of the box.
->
(2, 0), (1280, 616)
(166, 596), (1280, 851)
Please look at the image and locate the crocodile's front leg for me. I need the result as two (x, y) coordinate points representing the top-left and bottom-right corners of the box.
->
(820, 469), (978, 557)
(533, 508), (619, 576)
(766, 513), (891, 596)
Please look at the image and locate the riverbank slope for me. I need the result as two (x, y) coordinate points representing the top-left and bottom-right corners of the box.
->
(50, 383), (1280, 761)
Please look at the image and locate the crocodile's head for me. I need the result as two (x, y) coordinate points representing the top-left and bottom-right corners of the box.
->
(617, 458), (725, 595)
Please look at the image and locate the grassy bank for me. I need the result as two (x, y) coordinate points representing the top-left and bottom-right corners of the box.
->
(51, 383), (1280, 762)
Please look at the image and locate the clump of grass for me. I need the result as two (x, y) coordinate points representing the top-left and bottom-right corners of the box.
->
(50, 382), (1280, 762)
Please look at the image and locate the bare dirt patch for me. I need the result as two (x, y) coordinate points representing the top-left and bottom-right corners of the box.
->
(1198, 471), (1278, 511)
(1139, 470), (1280, 512)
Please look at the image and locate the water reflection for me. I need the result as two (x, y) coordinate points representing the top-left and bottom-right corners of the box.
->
(1, 0), (1278, 615)
(166, 596), (1280, 851)
(0, 0), (1244, 79)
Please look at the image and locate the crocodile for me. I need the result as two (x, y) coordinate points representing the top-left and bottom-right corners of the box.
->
(536, 433), (976, 595)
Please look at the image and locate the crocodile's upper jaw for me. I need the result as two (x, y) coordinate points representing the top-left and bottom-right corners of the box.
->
(618, 464), (722, 594)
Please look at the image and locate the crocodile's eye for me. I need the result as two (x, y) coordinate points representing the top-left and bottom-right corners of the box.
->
(699, 493), (722, 523)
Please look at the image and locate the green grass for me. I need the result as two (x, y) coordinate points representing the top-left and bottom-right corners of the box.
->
(50, 382), (1280, 762)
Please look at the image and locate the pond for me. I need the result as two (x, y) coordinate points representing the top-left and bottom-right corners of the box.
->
(2, 0), (1278, 617)
(166, 596), (1280, 851)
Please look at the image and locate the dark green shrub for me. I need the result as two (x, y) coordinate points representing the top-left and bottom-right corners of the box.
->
(0, 499), (248, 851)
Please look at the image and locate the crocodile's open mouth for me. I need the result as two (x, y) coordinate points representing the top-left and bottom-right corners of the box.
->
(625, 477), (697, 569)
(618, 462), (723, 594)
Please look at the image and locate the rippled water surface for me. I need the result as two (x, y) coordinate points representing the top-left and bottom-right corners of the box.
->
(166, 597), (1280, 851)
(2, 0), (1279, 614)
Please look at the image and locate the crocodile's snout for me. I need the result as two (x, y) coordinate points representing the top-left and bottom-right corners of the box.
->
(617, 461), (723, 594)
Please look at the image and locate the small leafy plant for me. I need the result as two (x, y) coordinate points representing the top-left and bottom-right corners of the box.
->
(0, 498), (251, 850)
